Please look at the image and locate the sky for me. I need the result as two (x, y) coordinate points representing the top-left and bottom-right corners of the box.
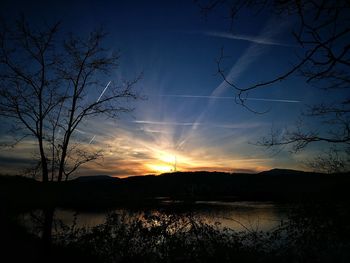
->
(0, 0), (336, 177)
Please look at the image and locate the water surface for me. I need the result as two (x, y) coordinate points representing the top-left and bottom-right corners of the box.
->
(24, 201), (291, 233)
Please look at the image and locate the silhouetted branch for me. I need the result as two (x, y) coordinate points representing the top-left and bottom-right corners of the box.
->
(0, 17), (140, 181)
(199, 0), (350, 157)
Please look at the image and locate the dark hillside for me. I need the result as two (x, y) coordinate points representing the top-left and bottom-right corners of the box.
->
(1, 169), (350, 209)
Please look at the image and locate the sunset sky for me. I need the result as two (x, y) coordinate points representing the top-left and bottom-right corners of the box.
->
(0, 0), (339, 177)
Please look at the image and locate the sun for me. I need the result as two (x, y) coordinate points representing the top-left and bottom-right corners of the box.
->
(147, 164), (174, 173)
(144, 151), (178, 174)
(158, 154), (176, 164)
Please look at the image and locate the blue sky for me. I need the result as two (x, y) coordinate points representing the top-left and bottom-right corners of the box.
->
(0, 0), (333, 176)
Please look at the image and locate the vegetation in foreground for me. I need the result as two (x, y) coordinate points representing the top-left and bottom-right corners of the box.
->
(2, 202), (350, 263)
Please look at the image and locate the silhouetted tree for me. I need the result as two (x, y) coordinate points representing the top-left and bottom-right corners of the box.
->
(0, 17), (140, 182)
(304, 147), (350, 174)
(196, 0), (350, 169)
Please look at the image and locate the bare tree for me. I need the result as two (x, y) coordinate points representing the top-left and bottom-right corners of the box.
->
(0, 17), (140, 182)
(304, 147), (350, 174)
(196, 0), (350, 168)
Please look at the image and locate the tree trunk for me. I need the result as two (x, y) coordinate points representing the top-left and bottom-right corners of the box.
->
(39, 138), (49, 183)
(57, 142), (68, 182)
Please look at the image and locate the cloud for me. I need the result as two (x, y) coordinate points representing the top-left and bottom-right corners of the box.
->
(211, 17), (294, 96)
(202, 31), (295, 47)
(156, 94), (301, 103)
(0, 156), (35, 165)
(177, 17), (295, 147)
(132, 120), (263, 129)
(133, 120), (195, 126)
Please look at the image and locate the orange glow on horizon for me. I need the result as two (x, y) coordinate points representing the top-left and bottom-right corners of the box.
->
(147, 164), (174, 173)
(79, 120), (275, 178)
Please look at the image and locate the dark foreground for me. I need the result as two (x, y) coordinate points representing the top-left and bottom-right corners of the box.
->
(1, 170), (350, 262)
(2, 202), (350, 263)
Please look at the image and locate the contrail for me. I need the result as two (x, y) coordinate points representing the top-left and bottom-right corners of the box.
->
(133, 120), (195, 126)
(178, 18), (296, 149)
(242, 98), (300, 103)
(156, 94), (301, 103)
(133, 120), (262, 129)
(97, 81), (111, 102)
(87, 81), (111, 145)
(203, 31), (295, 47)
(89, 135), (96, 144)
(75, 128), (86, 134)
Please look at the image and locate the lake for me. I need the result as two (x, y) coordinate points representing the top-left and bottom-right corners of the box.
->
(20, 201), (291, 233)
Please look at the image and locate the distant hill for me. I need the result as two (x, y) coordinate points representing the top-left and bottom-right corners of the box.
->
(1, 169), (349, 208)
(258, 168), (309, 176)
(74, 175), (120, 183)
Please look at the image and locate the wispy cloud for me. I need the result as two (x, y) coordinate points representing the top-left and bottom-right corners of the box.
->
(132, 120), (262, 129)
(156, 94), (301, 103)
(243, 98), (300, 103)
(178, 18), (294, 148)
(211, 18), (294, 97)
(202, 31), (295, 47)
(133, 120), (195, 126)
